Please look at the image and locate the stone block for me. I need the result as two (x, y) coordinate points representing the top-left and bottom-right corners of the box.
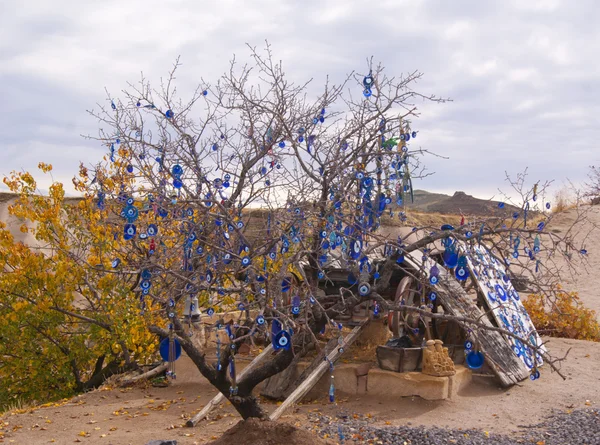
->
(355, 363), (371, 377)
(357, 375), (368, 394)
(448, 365), (472, 398)
(367, 368), (449, 400)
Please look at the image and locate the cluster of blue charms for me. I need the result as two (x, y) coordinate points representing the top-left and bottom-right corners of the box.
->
(96, 71), (580, 396)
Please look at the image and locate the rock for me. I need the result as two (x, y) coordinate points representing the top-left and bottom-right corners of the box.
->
(422, 340), (456, 377)
(237, 343), (251, 355)
(355, 363), (370, 377)
(357, 375), (368, 394)
(145, 440), (177, 445)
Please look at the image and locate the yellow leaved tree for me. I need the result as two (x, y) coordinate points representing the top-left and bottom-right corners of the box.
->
(0, 164), (159, 409)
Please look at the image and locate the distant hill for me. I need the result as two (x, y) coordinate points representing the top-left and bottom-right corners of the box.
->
(405, 190), (521, 216)
(0, 189), (522, 228)
(404, 190), (452, 212)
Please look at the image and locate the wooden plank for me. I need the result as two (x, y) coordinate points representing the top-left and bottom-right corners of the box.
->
(119, 363), (168, 386)
(403, 251), (530, 387)
(269, 320), (368, 421)
(458, 241), (547, 368)
(186, 344), (273, 427)
(281, 337), (339, 399)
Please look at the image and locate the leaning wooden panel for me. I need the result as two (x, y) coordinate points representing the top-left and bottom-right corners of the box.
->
(403, 250), (530, 387)
(459, 242), (546, 369)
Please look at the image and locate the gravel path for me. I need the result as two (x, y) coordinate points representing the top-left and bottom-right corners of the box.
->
(307, 408), (600, 445)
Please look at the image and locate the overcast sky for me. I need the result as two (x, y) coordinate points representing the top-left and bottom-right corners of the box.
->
(1, 0), (599, 200)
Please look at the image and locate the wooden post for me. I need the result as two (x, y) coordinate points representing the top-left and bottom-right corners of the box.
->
(269, 320), (368, 421)
(186, 344), (273, 427)
(281, 336), (339, 399)
(119, 363), (168, 386)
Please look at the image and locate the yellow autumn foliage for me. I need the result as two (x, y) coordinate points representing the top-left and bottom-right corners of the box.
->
(0, 165), (161, 410)
(523, 285), (600, 342)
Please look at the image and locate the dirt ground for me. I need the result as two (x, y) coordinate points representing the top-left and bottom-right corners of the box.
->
(547, 205), (600, 316)
(1, 334), (599, 445)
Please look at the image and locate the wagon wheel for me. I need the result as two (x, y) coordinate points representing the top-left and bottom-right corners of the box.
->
(388, 276), (416, 337)
(280, 272), (304, 307)
(387, 276), (453, 342)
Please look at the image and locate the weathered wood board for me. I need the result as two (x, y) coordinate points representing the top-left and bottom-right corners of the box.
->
(403, 250), (531, 387)
(459, 242), (546, 370)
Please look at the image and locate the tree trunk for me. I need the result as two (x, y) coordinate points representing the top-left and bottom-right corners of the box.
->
(229, 394), (269, 420)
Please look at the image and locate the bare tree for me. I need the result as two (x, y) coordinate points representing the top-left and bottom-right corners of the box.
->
(584, 165), (600, 204)
(74, 43), (593, 420)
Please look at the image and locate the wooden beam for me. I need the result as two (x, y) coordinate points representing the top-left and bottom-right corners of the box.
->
(281, 337), (339, 400)
(186, 344), (273, 427)
(403, 251), (530, 387)
(269, 320), (368, 421)
(119, 363), (168, 386)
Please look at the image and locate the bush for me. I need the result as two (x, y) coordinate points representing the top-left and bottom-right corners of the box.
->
(551, 187), (576, 213)
(523, 286), (600, 342)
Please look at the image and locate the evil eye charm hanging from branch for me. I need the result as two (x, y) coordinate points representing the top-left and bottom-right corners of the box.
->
(530, 367), (541, 381)
(291, 295), (301, 316)
(513, 236), (521, 258)
(160, 327), (182, 379)
(273, 329), (292, 350)
(358, 282), (371, 296)
(97, 191), (105, 209)
(363, 70), (374, 97)
(124, 223), (137, 240)
(466, 349), (485, 370)
(442, 239), (459, 268)
(140, 279), (152, 292)
(147, 224), (158, 237)
(124, 205), (139, 223)
(455, 256), (470, 281)
(171, 164), (183, 189)
(328, 358), (335, 402)
(371, 298), (380, 317)
(429, 265), (440, 285)
(349, 238), (363, 260)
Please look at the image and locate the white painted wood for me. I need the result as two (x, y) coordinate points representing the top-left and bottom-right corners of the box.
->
(458, 241), (546, 368)
(402, 249), (531, 386)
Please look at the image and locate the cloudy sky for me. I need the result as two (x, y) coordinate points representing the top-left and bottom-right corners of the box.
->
(1, 0), (599, 200)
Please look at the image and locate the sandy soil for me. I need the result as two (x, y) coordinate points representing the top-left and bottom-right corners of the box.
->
(547, 205), (600, 317)
(1, 335), (599, 445)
